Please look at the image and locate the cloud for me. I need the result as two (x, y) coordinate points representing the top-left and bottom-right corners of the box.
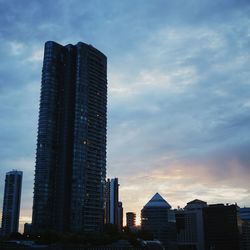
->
(0, 0), (250, 228)
(8, 41), (25, 55)
(27, 49), (44, 62)
(119, 144), (250, 219)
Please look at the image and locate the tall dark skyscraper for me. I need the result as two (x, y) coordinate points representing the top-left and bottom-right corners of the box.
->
(1, 170), (22, 236)
(32, 41), (107, 233)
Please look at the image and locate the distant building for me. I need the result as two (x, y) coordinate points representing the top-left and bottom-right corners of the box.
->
(141, 193), (177, 249)
(105, 178), (119, 225)
(126, 212), (136, 228)
(240, 207), (250, 222)
(176, 201), (242, 250)
(117, 202), (123, 231)
(203, 204), (240, 250)
(24, 223), (32, 235)
(1, 170), (22, 236)
(32, 41), (107, 233)
(175, 199), (207, 250)
(239, 207), (250, 250)
(105, 178), (123, 230)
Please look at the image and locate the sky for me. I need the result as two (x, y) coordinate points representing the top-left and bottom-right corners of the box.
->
(0, 0), (250, 230)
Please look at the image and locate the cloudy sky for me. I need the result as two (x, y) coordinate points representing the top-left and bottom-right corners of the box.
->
(0, 0), (250, 229)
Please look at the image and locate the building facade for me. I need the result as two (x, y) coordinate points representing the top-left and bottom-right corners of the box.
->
(241, 222), (250, 250)
(1, 170), (22, 236)
(23, 223), (32, 235)
(240, 207), (250, 222)
(239, 207), (250, 250)
(32, 41), (107, 233)
(117, 201), (123, 231)
(126, 212), (136, 228)
(141, 193), (177, 250)
(203, 204), (240, 250)
(175, 199), (207, 250)
(105, 178), (119, 225)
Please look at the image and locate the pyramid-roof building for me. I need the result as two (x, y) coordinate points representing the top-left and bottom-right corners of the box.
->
(144, 193), (171, 209)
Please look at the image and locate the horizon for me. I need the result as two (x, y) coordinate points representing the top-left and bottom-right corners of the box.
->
(0, 0), (250, 232)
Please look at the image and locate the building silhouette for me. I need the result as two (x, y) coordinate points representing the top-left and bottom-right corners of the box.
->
(105, 178), (119, 225)
(32, 41), (107, 233)
(141, 193), (177, 249)
(23, 223), (32, 235)
(105, 178), (123, 230)
(203, 204), (240, 250)
(175, 199), (207, 250)
(126, 212), (136, 228)
(117, 201), (123, 231)
(1, 170), (22, 236)
(238, 207), (250, 250)
(241, 222), (250, 250)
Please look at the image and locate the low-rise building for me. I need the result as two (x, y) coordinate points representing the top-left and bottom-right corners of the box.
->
(175, 199), (207, 250)
(203, 204), (240, 250)
(126, 212), (136, 228)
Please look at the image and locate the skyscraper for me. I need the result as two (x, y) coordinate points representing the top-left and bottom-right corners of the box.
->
(105, 178), (119, 225)
(1, 170), (22, 236)
(32, 41), (107, 233)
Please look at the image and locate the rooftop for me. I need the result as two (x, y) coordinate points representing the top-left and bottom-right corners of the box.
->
(187, 199), (207, 205)
(144, 193), (171, 208)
